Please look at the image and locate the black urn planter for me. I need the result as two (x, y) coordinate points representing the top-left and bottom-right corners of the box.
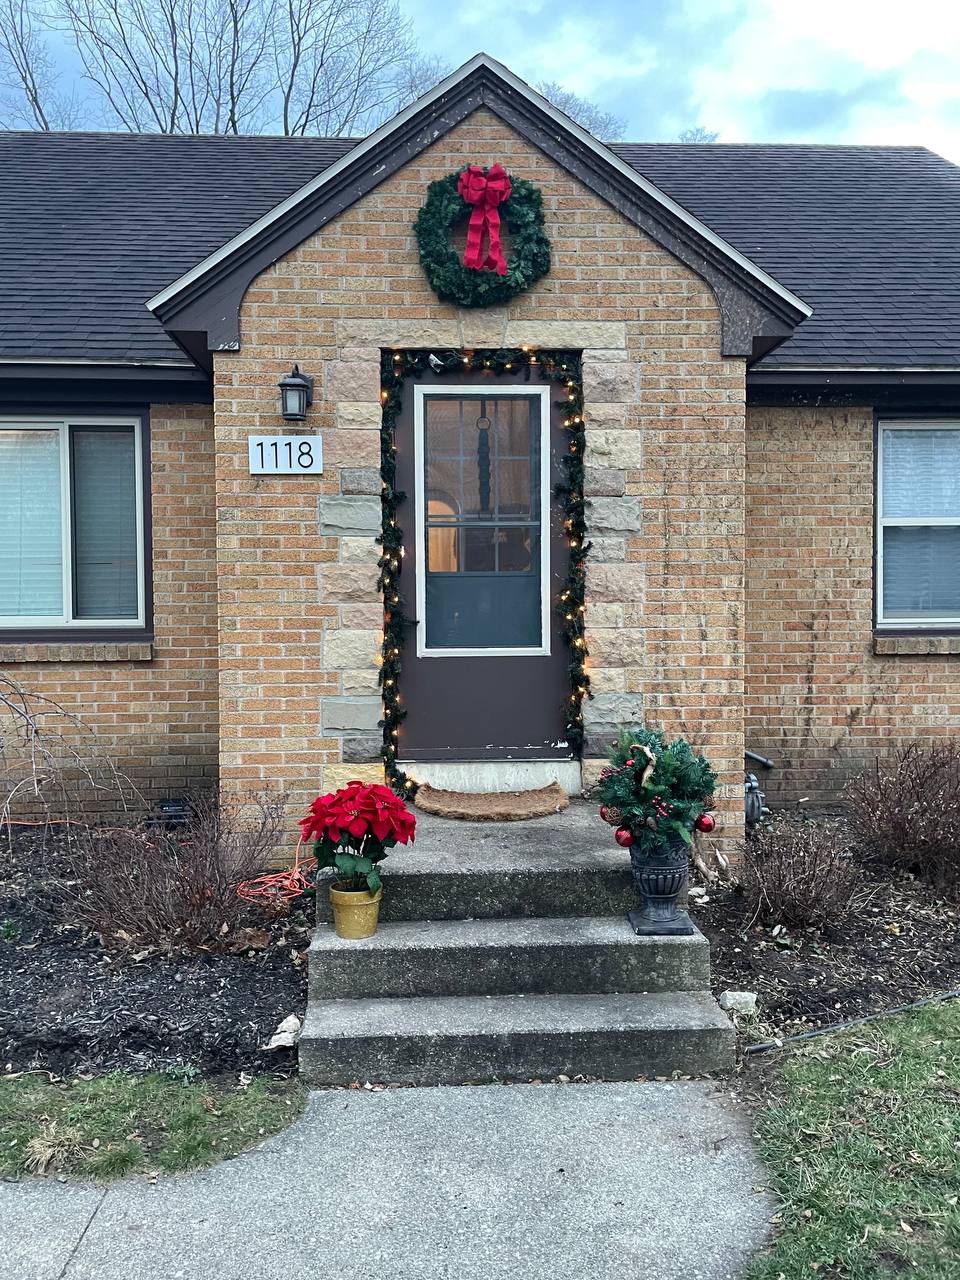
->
(628, 833), (695, 936)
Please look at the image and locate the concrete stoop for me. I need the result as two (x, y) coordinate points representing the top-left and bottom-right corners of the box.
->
(300, 806), (734, 1085)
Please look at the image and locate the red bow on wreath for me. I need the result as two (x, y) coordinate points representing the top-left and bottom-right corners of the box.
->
(457, 163), (512, 276)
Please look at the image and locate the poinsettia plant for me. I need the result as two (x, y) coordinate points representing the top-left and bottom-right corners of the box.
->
(595, 727), (717, 856)
(299, 780), (416, 896)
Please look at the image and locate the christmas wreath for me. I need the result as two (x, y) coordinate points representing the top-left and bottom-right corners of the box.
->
(414, 163), (551, 308)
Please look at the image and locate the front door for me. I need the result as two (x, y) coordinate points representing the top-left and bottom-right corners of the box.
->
(395, 370), (571, 761)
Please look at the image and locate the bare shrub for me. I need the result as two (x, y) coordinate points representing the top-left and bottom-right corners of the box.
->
(1, 671), (135, 832)
(740, 815), (872, 929)
(59, 791), (285, 951)
(844, 742), (960, 894)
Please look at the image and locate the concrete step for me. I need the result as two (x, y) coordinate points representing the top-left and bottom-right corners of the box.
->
(308, 916), (711, 1000)
(313, 803), (638, 924)
(299, 990), (735, 1085)
(314, 848), (636, 924)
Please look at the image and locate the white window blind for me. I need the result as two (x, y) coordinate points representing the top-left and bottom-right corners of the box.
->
(881, 429), (960, 518)
(0, 429), (63, 617)
(878, 423), (960, 626)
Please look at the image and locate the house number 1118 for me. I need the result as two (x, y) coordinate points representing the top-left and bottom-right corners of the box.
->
(247, 434), (323, 475)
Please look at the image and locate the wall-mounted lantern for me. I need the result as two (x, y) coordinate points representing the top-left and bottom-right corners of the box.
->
(278, 364), (314, 421)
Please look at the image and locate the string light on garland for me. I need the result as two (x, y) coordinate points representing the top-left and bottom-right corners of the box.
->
(377, 347), (591, 796)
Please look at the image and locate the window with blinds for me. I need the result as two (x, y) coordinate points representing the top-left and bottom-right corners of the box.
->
(877, 422), (960, 627)
(0, 418), (144, 629)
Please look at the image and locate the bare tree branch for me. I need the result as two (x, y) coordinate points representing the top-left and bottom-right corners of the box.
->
(0, 0), (83, 127)
(38, 0), (427, 133)
(536, 80), (627, 142)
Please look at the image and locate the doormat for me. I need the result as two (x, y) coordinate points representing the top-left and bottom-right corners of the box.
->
(414, 782), (569, 822)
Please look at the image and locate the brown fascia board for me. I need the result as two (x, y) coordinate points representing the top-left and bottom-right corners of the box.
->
(150, 63), (808, 360)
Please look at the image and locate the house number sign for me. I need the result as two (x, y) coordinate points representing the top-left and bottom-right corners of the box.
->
(248, 434), (323, 475)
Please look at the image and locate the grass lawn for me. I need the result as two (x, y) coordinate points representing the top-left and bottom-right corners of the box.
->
(0, 1070), (306, 1180)
(749, 998), (960, 1279)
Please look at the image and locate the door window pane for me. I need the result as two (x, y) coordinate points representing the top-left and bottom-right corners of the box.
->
(422, 394), (543, 649)
(0, 429), (63, 617)
(71, 428), (139, 619)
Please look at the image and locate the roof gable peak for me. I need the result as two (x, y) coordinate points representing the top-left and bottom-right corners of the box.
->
(147, 52), (809, 365)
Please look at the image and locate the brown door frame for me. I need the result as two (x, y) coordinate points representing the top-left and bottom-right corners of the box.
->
(395, 365), (573, 762)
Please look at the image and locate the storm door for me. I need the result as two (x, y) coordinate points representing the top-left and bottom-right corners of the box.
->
(395, 374), (571, 761)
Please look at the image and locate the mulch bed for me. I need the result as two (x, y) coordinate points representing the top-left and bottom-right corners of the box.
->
(3, 822), (958, 1076)
(697, 866), (960, 1036)
(0, 826), (309, 1076)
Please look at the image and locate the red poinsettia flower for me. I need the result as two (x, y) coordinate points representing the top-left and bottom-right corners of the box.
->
(299, 781), (416, 853)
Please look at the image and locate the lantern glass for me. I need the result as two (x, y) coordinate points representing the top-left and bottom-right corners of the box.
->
(278, 365), (313, 421)
(281, 383), (307, 420)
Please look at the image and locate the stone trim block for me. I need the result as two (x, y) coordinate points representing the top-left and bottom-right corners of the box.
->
(322, 628), (381, 671)
(583, 347), (630, 362)
(458, 310), (510, 347)
(336, 318), (460, 347)
(588, 497), (642, 534)
(342, 668), (381, 694)
(587, 563), (645, 605)
(342, 735), (383, 764)
(585, 429), (642, 469)
(340, 467), (381, 495)
(317, 563), (379, 604)
(317, 495), (382, 536)
(336, 401), (382, 429)
(583, 360), (639, 403)
(340, 536), (380, 565)
(506, 320), (626, 348)
(321, 696), (383, 734)
(584, 466), (625, 497)
(324, 763), (385, 792)
(583, 692), (645, 729)
(326, 361), (381, 403)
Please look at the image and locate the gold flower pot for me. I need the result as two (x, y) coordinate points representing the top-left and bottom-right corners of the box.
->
(329, 882), (382, 939)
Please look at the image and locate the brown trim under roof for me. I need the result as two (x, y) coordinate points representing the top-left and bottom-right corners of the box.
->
(150, 61), (807, 362)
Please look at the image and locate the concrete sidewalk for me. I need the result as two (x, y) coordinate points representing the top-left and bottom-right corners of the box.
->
(1, 1081), (772, 1280)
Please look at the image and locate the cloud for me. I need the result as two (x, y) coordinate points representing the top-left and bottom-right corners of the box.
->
(405, 0), (960, 160)
(688, 0), (960, 158)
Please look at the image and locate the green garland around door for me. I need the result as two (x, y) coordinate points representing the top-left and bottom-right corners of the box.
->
(378, 348), (590, 798)
(414, 164), (551, 308)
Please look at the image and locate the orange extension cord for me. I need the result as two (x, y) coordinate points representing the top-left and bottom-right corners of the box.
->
(236, 835), (316, 905)
(5, 817), (315, 906)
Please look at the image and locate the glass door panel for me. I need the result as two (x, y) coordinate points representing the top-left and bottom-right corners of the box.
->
(418, 392), (546, 653)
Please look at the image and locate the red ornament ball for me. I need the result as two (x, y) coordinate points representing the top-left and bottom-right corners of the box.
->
(695, 813), (716, 834)
(624, 759), (634, 767)
(599, 805), (611, 823)
(614, 827), (633, 848)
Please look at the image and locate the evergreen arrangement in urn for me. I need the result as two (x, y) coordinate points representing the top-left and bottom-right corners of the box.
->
(595, 727), (717, 853)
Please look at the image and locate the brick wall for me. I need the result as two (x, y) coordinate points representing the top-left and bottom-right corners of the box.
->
(0, 403), (219, 811)
(745, 404), (960, 804)
(213, 106), (747, 848)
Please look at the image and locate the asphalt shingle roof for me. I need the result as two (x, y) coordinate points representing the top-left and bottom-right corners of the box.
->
(1, 131), (958, 370)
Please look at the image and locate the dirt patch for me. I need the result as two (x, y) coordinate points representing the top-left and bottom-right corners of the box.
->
(697, 865), (960, 1035)
(0, 826), (310, 1076)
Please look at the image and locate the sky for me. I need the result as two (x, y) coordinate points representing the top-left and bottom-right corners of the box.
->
(405, 0), (960, 161)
